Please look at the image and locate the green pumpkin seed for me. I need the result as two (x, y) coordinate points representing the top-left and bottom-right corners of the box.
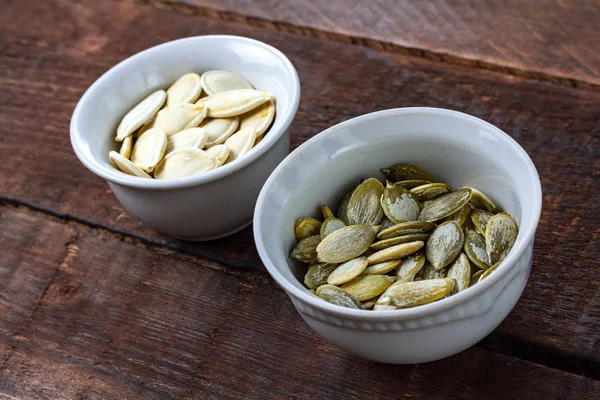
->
(421, 263), (447, 279)
(410, 183), (452, 201)
(295, 218), (322, 241)
(337, 188), (354, 225)
(486, 212), (518, 264)
(418, 188), (472, 222)
(304, 263), (338, 290)
(447, 253), (471, 293)
(327, 257), (369, 285)
(362, 259), (402, 275)
(380, 181), (421, 223)
(317, 225), (377, 263)
(347, 178), (385, 225)
(395, 250), (427, 282)
(290, 235), (321, 263)
(378, 221), (436, 240)
(341, 275), (395, 301)
(322, 204), (335, 220)
(315, 285), (361, 309)
(361, 300), (377, 310)
(367, 241), (424, 265)
(478, 262), (500, 282)
(381, 163), (437, 183)
(470, 270), (484, 286)
(395, 179), (432, 189)
(471, 208), (495, 236)
(320, 217), (346, 239)
(426, 221), (465, 269)
(370, 233), (430, 251)
(446, 205), (470, 227)
(464, 187), (498, 213)
(464, 229), (490, 270)
(375, 278), (455, 309)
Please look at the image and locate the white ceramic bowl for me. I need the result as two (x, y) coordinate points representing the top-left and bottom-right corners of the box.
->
(71, 36), (300, 240)
(254, 108), (542, 364)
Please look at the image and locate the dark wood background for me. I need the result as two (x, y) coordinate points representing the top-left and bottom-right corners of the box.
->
(1, 0), (599, 398)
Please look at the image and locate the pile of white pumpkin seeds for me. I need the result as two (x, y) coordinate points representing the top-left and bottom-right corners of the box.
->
(109, 71), (275, 179)
(291, 163), (519, 311)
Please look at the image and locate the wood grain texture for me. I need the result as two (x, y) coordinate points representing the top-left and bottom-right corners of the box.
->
(159, 0), (600, 88)
(1, 205), (599, 400)
(1, 0), (599, 382)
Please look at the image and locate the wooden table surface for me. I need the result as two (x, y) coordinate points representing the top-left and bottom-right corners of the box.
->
(1, 0), (599, 398)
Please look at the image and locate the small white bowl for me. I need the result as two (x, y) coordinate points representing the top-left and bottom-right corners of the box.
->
(71, 36), (300, 240)
(254, 108), (542, 364)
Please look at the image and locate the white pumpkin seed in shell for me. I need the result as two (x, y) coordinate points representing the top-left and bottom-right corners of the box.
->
(204, 144), (230, 167)
(109, 151), (152, 178)
(317, 225), (377, 264)
(130, 128), (167, 172)
(196, 89), (272, 118)
(165, 127), (207, 155)
(153, 148), (218, 179)
(116, 90), (166, 141)
(144, 103), (207, 136)
(119, 135), (133, 159)
(200, 117), (240, 147)
(224, 128), (257, 164)
(166, 73), (202, 106)
(239, 99), (275, 139)
(200, 70), (253, 95)
(327, 257), (369, 285)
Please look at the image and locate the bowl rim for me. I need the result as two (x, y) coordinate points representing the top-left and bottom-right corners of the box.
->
(70, 35), (301, 190)
(254, 107), (542, 322)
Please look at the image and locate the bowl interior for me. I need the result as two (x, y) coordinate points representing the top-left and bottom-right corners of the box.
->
(256, 108), (541, 292)
(72, 35), (299, 185)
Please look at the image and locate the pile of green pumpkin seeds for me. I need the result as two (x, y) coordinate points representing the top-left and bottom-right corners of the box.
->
(290, 163), (519, 310)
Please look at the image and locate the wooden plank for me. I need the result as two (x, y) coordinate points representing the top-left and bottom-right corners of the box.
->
(1, 205), (599, 399)
(159, 0), (600, 88)
(0, 0), (599, 375)
(0, 205), (78, 370)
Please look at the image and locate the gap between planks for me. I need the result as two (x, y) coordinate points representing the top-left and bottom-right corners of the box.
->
(2, 198), (599, 381)
(124, 0), (600, 92)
